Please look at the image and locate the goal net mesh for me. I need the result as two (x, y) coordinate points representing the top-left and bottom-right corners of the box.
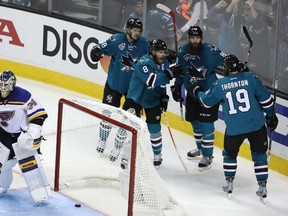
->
(54, 98), (184, 216)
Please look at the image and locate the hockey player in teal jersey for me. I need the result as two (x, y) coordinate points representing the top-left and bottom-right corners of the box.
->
(90, 18), (149, 101)
(171, 25), (226, 170)
(122, 39), (183, 167)
(0, 70), (51, 204)
(191, 54), (278, 200)
(90, 18), (149, 158)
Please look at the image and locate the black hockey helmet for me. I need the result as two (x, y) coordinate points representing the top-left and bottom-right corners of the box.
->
(0, 70), (17, 98)
(126, 18), (143, 31)
(224, 54), (241, 72)
(150, 39), (167, 52)
(188, 26), (203, 38)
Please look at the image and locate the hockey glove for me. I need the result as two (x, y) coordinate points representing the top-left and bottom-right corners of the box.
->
(190, 77), (202, 99)
(166, 51), (176, 64)
(90, 45), (103, 62)
(265, 114), (278, 131)
(160, 95), (169, 112)
(164, 64), (183, 80)
(18, 124), (43, 150)
(170, 85), (183, 102)
(239, 62), (249, 72)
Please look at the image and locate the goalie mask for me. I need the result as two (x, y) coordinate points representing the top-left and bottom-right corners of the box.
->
(0, 70), (17, 98)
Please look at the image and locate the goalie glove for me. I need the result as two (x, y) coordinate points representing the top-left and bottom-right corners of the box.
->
(18, 124), (43, 150)
(170, 85), (183, 102)
(90, 45), (103, 62)
(164, 64), (183, 80)
(265, 113), (278, 131)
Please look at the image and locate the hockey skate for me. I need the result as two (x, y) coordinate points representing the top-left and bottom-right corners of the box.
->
(153, 154), (163, 168)
(187, 148), (201, 160)
(109, 148), (121, 162)
(256, 181), (267, 203)
(223, 177), (234, 199)
(198, 156), (213, 171)
(96, 140), (106, 153)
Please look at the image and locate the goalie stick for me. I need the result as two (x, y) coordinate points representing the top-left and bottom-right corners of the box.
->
(162, 111), (188, 173)
(242, 25), (253, 66)
(156, 3), (184, 121)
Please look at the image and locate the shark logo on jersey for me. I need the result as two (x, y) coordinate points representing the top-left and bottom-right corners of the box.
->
(120, 52), (136, 71)
(0, 110), (15, 127)
(187, 65), (206, 80)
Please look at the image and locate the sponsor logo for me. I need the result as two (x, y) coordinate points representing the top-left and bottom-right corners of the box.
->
(0, 18), (24, 47)
(42, 25), (99, 69)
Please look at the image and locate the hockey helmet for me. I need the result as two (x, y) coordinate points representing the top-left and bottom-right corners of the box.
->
(150, 39), (167, 52)
(188, 26), (203, 38)
(126, 18), (143, 31)
(223, 54), (241, 72)
(0, 70), (17, 98)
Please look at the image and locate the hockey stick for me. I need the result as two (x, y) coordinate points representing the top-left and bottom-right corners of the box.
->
(267, 79), (278, 162)
(156, 3), (178, 51)
(156, 3), (184, 121)
(162, 111), (188, 173)
(242, 25), (253, 66)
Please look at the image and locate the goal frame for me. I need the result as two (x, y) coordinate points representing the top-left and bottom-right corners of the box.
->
(54, 98), (138, 216)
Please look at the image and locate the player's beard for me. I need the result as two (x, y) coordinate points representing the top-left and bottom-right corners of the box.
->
(156, 57), (164, 65)
(189, 42), (201, 55)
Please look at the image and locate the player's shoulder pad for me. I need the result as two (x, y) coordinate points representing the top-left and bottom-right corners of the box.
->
(204, 43), (220, 51)
(106, 33), (123, 44)
(138, 54), (151, 65)
(9, 86), (31, 103)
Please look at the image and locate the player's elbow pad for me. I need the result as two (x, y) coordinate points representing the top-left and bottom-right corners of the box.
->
(18, 124), (43, 150)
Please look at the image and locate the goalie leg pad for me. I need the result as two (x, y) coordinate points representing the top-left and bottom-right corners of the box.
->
(0, 158), (17, 193)
(12, 143), (51, 203)
(0, 142), (10, 169)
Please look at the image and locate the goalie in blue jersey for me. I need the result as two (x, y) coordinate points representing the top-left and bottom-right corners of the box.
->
(171, 25), (226, 170)
(0, 70), (51, 205)
(191, 54), (278, 200)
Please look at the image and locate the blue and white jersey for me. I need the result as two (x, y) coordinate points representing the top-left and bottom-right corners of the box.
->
(198, 72), (274, 135)
(126, 53), (170, 108)
(0, 86), (48, 134)
(175, 43), (225, 97)
(99, 33), (149, 94)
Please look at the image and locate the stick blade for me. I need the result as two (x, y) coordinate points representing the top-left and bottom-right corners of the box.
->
(156, 3), (171, 13)
(242, 25), (253, 47)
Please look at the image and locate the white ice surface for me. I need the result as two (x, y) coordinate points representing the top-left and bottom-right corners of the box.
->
(2, 78), (288, 216)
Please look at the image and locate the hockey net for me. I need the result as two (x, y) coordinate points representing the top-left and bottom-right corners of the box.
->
(54, 98), (185, 216)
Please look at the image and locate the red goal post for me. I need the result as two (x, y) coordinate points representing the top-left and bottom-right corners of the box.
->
(54, 98), (185, 216)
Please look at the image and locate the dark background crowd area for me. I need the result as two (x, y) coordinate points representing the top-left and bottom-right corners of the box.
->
(1, 0), (287, 99)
